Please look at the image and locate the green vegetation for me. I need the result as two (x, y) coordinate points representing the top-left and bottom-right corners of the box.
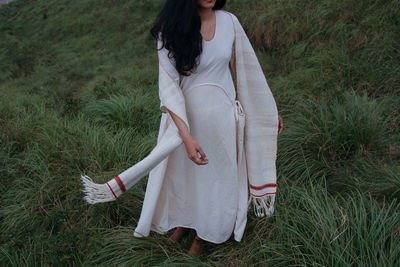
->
(1, 0), (399, 265)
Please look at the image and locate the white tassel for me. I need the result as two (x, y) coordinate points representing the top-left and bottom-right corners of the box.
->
(248, 195), (275, 217)
(80, 174), (116, 204)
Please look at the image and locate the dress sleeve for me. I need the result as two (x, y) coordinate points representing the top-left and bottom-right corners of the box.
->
(156, 35), (190, 133)
(157, 38), (180, 113)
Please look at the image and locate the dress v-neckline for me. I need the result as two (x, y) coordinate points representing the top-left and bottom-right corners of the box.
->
(202, 10), (218, 43)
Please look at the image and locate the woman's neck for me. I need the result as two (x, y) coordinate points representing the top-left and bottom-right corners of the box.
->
(198, 7), (215, 21)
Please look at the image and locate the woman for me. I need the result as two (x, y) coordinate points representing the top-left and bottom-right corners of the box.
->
(148, 0), (284, 257)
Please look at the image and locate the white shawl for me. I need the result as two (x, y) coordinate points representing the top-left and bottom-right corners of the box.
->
(80, 12), (279, 237)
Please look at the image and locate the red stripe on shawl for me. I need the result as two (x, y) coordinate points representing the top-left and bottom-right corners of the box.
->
(106, 182), (118, 200)
(117, 176), (126, 192)
(249, 183), (277, 190)
(250, 192), (276, 197)
(114, 177), (126, 193)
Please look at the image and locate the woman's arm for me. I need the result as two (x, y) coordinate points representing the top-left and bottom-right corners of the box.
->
(157, 38), (208, 165)
(167, 109), (208, 165)
(166, 109), (190, 142)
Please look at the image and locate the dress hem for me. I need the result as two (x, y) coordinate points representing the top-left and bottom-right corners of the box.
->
(149, 223), (238, 245)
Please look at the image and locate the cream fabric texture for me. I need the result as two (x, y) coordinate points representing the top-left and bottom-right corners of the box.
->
(80, 10), (279, 243)
(142, 10), (248, 244)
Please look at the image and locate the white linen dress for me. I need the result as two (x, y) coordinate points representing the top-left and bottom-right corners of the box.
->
(149, 10), (248, 244)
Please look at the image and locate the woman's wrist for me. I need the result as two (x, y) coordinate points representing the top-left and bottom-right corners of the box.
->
(179, 131), (192, 143)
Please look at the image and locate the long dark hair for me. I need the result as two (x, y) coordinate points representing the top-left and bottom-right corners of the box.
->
(150, 0), (227, 76)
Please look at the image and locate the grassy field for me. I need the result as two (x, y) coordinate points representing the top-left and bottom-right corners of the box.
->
(0, 0), (399, 266)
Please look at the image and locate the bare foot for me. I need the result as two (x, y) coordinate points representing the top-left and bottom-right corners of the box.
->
(165, 227), (189, 246)
(188, 234), (205, 257)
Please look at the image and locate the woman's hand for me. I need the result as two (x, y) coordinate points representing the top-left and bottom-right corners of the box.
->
(165, 109), (207, 165)
(278, 114), (284, 134)
(182, 135), (209, 165)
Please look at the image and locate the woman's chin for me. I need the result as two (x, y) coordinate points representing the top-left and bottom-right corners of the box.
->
(198, 0), (216, 9)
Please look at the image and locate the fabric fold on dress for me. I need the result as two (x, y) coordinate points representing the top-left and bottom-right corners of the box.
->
(80, 11), (279, 238)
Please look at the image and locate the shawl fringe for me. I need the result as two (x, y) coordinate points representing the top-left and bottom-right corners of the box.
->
(248, 194), (275, 217)
(80, 175), (117, 204)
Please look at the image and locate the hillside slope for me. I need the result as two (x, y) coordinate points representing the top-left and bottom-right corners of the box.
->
(0, 0), (399, 265)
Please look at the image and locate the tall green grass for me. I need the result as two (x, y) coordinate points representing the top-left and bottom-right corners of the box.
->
(278, 90), (393, 181)
(0, 0), (399, 265)
(82, 185), (399, 266)
(230, 0), (400, 97)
